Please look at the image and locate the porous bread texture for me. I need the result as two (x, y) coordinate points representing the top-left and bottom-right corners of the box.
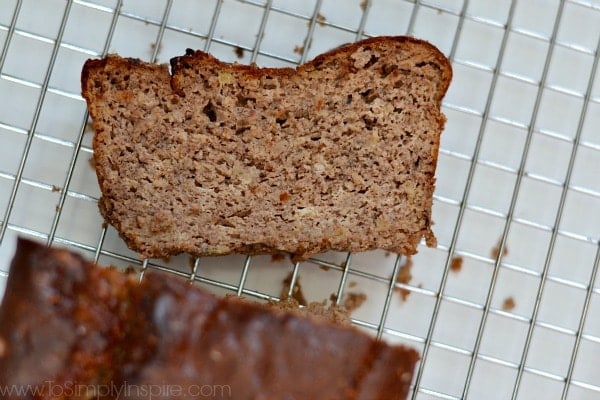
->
(81, 36), (452, 261)
(270, 297), (352, 326)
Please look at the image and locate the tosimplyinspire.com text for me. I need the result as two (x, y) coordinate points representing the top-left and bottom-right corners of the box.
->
(0, 380), (232, 399)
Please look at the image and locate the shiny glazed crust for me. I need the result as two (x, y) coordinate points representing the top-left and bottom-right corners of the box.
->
(0, 238), (420, 399)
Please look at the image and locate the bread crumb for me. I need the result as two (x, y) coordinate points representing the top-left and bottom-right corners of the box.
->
(384, 251), (391, 257)
(85, 121), (94, 133)
(502, 296), (516, 311)
(149, 42), (163, 57)
(271, 253), (286, 263)
(51, 185), (60, 193)
(395, 256), (413, 301)
(88, 156), (96, 171)
(55, 205), (60, 212)
(234, 46), (244, 59)
(450, 256), (463, 273)
(294, 38), (313, 56)
(360, 0), (368, 11)
(348, 280), (357, 288)
(491, 241), (509, 259)
(315, 13), (327, 27)
(273, 297), (350, 325)
(304, 301), (350, 324)
(281, 272), (307, 306)
(343, 292), (367, 312)
(319, 265), (330, 271)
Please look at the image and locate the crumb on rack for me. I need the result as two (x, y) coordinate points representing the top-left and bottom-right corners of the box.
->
(348, 280), (357, 288)
(360, 0), (368, 11)
(305, 301), (350, 325)
(295, 38), (313, 55)
(312, 13), (326, 27)
(384, 251), (391, 257)
(491, 241), (509, 259)
(281, 272), (307, 306)
(51, 185), (60, 193)
(85, 121), (94, 133)
(319, 264), (330, 271)
(450, 256), (463, 273)
(502, 296), (516, 311)
(149, 42), (163, 57)
(234, 46), (244, 59)
(273, 297), (351, 325)
(395, 256), (413, 301)
(88, 156), (96, 171)
(343, 292), (367, 312)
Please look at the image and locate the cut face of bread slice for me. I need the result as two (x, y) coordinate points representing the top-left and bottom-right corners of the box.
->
(0, 238), (420, 399)
(81, 36), (452, 261)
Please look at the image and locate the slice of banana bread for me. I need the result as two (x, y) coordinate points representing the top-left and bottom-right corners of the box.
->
(81, 36), (452, 261)
(0, 238), (420, 400)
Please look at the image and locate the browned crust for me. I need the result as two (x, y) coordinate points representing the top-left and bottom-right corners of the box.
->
(166, 36), (452, 102)
(0, 238), (420, 399)
(81, 36), (452, 261)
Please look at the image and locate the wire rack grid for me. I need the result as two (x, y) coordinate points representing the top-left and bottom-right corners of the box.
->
(1, 0), (600, 399)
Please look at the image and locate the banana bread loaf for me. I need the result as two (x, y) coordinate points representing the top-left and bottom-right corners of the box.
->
(81, 36), (452, 261)
(0, 238), (420, 399)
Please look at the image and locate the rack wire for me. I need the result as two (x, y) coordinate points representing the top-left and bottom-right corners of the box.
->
(1, 0), (599, 399)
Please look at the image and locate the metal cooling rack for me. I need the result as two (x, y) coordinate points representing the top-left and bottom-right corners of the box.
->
(1, 0), (600, 399)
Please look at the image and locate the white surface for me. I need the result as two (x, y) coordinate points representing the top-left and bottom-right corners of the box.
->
(1, 0), (600, 399)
